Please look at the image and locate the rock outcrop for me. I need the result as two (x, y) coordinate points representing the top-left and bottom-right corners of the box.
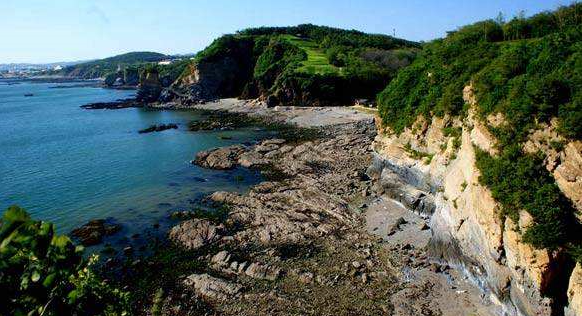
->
(211, 251), (281, 281)
(136, 69), (163, 102)
(172, 38), (256, 104)
(158, 113), (502, 315)
(183, 274), (241, 301)
(169, 219), (222, 250)
(554, 141), (582, 220)
(566, 264), (582, 316)
(104, 68), (140, 87)
(193, 145), (246, 170)
(370, 86), (581, 316)
(138, 123), (178, 134)
(70, 219), (121, 246)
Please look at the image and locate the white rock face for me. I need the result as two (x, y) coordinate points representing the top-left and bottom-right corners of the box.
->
(371, 92), (580, 315)
(565, 263), (582, 316)
(554, 141), (582, 219)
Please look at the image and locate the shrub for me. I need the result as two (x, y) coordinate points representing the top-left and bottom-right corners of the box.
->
(474, 146), (580, 255)
(0, 206), (129, 316)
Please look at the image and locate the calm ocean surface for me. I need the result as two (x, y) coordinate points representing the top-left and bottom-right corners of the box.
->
(0, 79), (269, 248)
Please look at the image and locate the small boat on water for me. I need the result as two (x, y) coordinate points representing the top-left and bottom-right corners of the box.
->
(24, 93), (34, 97)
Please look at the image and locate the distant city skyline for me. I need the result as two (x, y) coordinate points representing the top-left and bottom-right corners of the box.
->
(0, 0), (574, 64)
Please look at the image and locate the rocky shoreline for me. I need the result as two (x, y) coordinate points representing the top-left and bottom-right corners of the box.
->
(120, 100), (499, 316)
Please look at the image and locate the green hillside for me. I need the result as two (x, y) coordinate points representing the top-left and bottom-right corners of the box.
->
(57, 51), (168, 79)
(185, 24), (420, 106)
(377, 3), (582, 261)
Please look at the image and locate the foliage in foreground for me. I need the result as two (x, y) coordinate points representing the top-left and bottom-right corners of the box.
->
(0, 206), (129, 316)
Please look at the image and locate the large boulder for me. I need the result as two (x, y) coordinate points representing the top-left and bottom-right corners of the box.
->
(169, 219), (222, 250)
(183, 274), (241, 301)
(193, 145), (245, 170)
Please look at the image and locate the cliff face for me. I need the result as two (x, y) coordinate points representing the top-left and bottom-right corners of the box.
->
(104, 68), (140, 87)
(172, 38), (256, 104)
(136, 70), (163, 102)
(369, 86), (582, 316)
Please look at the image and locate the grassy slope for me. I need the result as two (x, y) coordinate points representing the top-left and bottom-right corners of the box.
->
(281, 35), (343, 76)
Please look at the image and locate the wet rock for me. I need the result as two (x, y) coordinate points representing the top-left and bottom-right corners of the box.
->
(183, 274), (241, 301)
(189, 120), (234, 131)
(71, 219), (121, 246)
(262, 139), (286, 146)
(266, 95), (279, 108)
(169, 219), (222, 250)
(138, 123), (178, 134)
(169, 210), (196, 220)
(80, 98), (137, 110)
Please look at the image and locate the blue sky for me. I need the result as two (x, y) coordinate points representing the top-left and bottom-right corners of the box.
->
(0, 0), (573, 63)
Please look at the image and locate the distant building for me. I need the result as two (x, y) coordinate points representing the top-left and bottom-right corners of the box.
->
(158, 60), (172, 65)
(53, 65), (63, 71)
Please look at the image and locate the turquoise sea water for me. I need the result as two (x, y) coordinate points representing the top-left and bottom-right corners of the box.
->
(0, 80), (269, 249)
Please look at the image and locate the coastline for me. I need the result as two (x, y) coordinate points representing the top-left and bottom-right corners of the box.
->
(120, 99), (499, 315)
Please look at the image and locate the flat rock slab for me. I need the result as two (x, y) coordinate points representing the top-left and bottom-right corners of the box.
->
(366, 197), (500, 316)
(391, 267), (496, 316)
(365, 197), (431, 249)
(183, 274), (241, 301)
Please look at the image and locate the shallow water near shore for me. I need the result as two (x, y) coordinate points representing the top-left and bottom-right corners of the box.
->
(0, 79), (271, 251)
